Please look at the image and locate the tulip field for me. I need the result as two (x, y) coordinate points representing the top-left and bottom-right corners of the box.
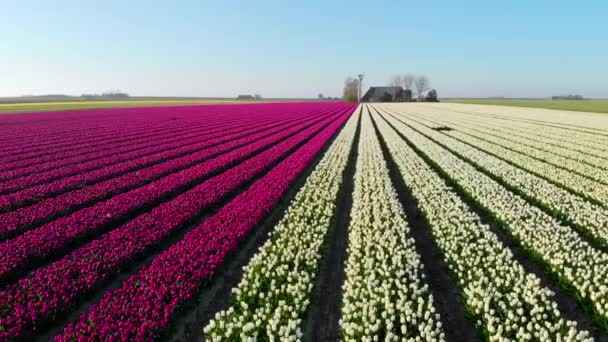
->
(1, 102), (608, 341)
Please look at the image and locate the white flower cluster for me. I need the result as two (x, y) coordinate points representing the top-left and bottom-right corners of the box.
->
(204, 107), (361, 341)
(439, 116), (608, 171)
(505, 124), (608, 155)
(340, 109), (444, 341)
(477, 124), (608, 159)
(444, 122), (608, 185)
(377, 105), (608, 325)
(371, 108), (591, 341)
(443, 129), (608, 205)
(386, 112), (608, 245)
(410, 102), (608, 155)
(427, 102), (608, 131)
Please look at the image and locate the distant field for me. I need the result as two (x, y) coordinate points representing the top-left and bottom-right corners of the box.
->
(443, 98), (608, 114)
(0, 99), (244, 114)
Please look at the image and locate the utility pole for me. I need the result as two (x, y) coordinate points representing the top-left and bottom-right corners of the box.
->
(357, 74), (364, 102)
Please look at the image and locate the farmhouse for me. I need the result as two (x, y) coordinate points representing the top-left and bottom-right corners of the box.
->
(236, 94), (255, 100)
(361, 86), (412, 102)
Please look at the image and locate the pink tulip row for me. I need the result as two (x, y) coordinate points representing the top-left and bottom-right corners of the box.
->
(0, 102), (294, 165)
(0, 116), (218, 166)
(0, 111), (301, 192)
(0, 119), (250, 180)
(0, 109), (330, 212)
(0, 112), (151, 148)
(0, 111), (341, 283)
(0, 103), (331, 155)
(0, 107), (352, 339)
(0, 102), (278, 140)
(1, 103), (342, 172)
(0, 104), (236, 151)
(0, 114), (241, 173)
(55, 105), (353, 341)
(0, 109), (331, 241)
(0, 112), (203, 157)
(0, 107), (305, 182)
(0, 104), (344, 189)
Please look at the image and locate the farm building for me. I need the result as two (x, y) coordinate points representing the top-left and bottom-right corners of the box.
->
(236, 94), (255, 100)
(361, 86), (412, 102)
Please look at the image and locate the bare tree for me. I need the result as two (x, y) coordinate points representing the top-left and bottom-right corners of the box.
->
(318, 93), (324, 100)
(343, 77), (359, 103)
(403, 74), (415, 91)
(414, 75), (429, 101)
(389, 75), (403, 87)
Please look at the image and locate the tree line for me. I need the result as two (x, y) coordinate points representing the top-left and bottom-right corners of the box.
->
(389, 74), (437, 101)
(342, 74), (438, 102)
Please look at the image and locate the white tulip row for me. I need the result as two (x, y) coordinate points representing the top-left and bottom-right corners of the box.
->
(376, 105), (608, 325)
(383, 111), (608, 245)
(436, 121), (608, 184)
(436, 114), (608, 162)
(409, 110), (608, 170)
(416, 103), (608, 153)
(385, 108), (608, 206)
(371, 108), (592, 341)
(204, 106), (361, 341)
(441, 129), (608, 205)
(425, 102), (608, 132)
(340, 108), (444, 341)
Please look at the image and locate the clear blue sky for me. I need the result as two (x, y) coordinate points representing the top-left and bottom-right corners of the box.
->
(2, 1), (607, 98)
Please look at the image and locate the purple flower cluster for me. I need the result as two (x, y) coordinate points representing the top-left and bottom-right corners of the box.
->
(0, 115), (277, 192)
(55, 106), (353, 341)
(0, 104), (258, 157)
(0, 112), (338, 284)
(0, 116), (217, 173)
(0, 117), (236, 180)
(0, 102), (310, 174)
(0, 105), (353, 339)
(0, 108), (329, 212)
(0, 108), (209, 161)
(0, 109), (332, 237)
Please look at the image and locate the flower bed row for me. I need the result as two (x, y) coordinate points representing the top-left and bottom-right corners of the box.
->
(0, 114), (244, 176)
(339, 109), (444, 341)
(380, 106), (608, 327)
(0, 111), (343, 284)
(0, 109), (326, 212)
(0, 103), (339, 173)
(442, 128), (608, 205)
(0, 108), (324, 191)
(436, 118), (608, 183)
(205, 106), (360, 340)
(417, 108), (608, 158)
(432, 102), (608, 134)
(373, 107), (591, 340)
(0, 114), (226, 170)
(0, 113), (173, 155)
(52, 106), (354, 341)
(428, 114), (608, 169)
(388, 112), (608, 245)
(0, 103), (320, 157)
(0, 111), (328, 238)
(0, 109), (214, 157)
(390, 107), (608, 207)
